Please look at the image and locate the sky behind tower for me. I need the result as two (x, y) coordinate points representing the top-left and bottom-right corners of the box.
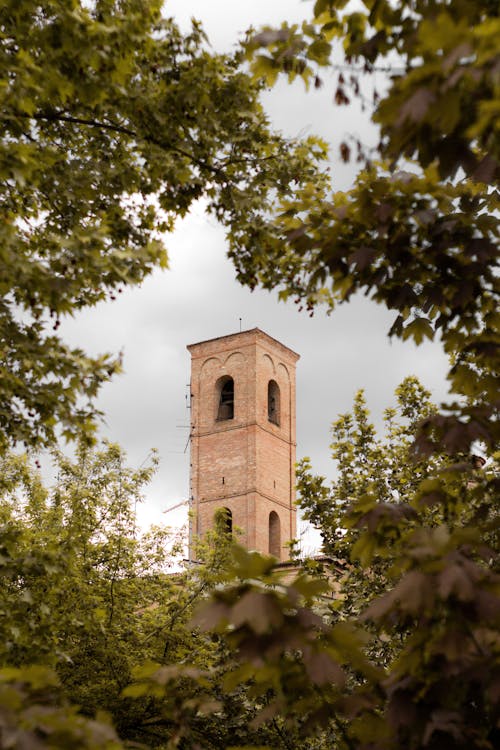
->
(58, 1), (450, 551)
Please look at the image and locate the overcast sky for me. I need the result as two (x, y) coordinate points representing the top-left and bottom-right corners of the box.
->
(59, 1), (450, 551)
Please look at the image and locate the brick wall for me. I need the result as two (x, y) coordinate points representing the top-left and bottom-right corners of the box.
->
(187, 329), (299, 561)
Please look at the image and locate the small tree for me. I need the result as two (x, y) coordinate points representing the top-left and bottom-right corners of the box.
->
(298, 377), (438, 559)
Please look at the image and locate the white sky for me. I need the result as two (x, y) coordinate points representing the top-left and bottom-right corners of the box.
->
(58, 1), (450, 552)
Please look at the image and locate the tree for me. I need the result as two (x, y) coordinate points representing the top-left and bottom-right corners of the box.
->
(298, 376), (438, 560)
(195, 384), (498, 749)
(0, 0), (328, 453)
(188, 3), (500, 749)
(0, 442), (173, 734)
(0, 442), (191, 745)
(0, 665), (123, 750)
(295, 378), (439, 638)
(235, 0), (499, 457)
(1, 442), (289, 749)
(2, 2), (498, 747)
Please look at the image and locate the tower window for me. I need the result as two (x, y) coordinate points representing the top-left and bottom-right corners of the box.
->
(216, 376), (234, 421)
(268, 380), (280, 425)
(269, 511), (281, 558)
(215, 507), (232, 535)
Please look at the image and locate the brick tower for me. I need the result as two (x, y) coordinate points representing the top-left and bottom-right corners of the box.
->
(187, 329), (299, 561)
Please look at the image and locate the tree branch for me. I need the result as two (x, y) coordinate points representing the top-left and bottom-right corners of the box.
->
(6, 110), (228, 179)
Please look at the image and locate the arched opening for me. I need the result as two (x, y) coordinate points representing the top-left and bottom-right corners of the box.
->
(216, 508), (233, 536)
(216, 376), (234, 421)
(269, 511), (281, 558)
(268, 380), (280, 425)
(215, 507), (232, 535)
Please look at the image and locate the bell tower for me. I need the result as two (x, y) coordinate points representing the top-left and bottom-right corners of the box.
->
(187, 329), (299, 561)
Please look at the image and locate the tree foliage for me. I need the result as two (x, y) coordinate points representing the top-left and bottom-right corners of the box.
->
(236, 0), (499, 458)
(0, 664), (122, 750)
(2, 390), (496, 750)
(1, 1), (499, 748)
(196, 381), (499, 750)
(187, 2), (500, 748)
(298, 377), (438, 560)
(0, 442), (171, 736)
(0, 441), (239, 747)
(0, 0), (327, 452)
(1, 444), (324, 749)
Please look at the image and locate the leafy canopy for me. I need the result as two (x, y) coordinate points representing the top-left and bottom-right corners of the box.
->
(0, 0), (328, 452)
(0, 440), (243, 748)
(187, 2), (500, 749)
(1, 2), (499, 748)
(196, 379), (499, 750)
(237, 0), (499, 458)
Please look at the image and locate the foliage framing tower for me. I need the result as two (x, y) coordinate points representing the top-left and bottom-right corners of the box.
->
(187, 329), (299, 561)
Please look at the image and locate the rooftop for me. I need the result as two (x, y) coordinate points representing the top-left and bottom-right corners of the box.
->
(187, 327), (300, 360)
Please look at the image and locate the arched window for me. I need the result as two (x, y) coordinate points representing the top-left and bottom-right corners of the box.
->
(269, 511), (281, 558)
(268, 380), (280, 425)
(216, 376), (234, 421)
(215, 507), (232, 535)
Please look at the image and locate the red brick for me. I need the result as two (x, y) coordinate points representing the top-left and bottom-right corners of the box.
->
(187, 329), (299, 561)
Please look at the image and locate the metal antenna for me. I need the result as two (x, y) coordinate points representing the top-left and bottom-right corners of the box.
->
(184, 384), (193, 453)
(183, 425), (193, 454)
(239, 317), (242, 332)
(163, 499), (189, 514)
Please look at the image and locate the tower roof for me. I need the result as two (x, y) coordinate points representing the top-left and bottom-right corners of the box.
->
(187, 327), (300, 361)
